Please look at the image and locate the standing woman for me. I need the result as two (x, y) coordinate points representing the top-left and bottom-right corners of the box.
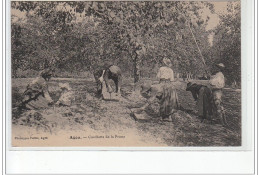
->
(156, 58), (174, 82)
(156, 58), (179, 121)
(137, 58), (180, 121)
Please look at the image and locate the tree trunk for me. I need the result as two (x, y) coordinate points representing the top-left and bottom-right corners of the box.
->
(133, 52), (141, 83)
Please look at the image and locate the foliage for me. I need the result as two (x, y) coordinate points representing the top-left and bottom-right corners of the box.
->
(209, 2), (241, 84)
(11, 1), (240, 84)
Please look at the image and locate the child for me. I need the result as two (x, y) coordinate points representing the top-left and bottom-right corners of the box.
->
(56, 83), (73, 106)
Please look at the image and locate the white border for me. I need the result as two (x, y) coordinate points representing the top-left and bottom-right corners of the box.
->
(5, 0), (256, 173)
(7, 0), (253, 151)
(1, 0), (6, 174)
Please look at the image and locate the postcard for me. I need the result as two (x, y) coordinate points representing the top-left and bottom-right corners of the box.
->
(10, 0), (242, 147)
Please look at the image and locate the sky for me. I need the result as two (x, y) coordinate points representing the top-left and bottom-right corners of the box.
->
(205, 2), (227, 30)
(203, 1), (240, 45)
(204, 1), (239, 31)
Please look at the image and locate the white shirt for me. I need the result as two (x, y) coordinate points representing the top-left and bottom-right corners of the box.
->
(209, 72), (225, 89)
(156, 66), (174, 81)
(57, 91), (74, 106)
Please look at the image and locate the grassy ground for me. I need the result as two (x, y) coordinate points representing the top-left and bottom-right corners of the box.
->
(11, 78), (241, 147)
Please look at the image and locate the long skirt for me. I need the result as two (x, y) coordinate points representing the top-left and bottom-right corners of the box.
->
(25, 95), (50, 110)
(159, 83), (179, 119)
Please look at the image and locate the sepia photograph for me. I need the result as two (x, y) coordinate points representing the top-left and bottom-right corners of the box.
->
(11, 0), (241, 147)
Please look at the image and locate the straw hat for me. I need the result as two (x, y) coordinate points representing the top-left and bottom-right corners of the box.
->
(162, 58), (172, 67)
(59, 83), (71, 90)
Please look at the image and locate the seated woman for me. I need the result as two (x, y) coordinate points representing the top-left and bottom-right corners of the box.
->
(19, 68), (54, 111)
(133, 58), (180, 121)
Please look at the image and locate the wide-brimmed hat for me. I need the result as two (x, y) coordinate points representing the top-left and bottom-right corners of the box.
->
(216, 63), (225, 69)
(162, 58), (172, 67)
(59, 83), (71, 90)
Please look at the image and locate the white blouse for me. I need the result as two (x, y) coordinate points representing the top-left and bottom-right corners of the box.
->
(156, 66), (174, 81)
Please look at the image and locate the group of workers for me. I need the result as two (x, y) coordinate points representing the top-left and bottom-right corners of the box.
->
(18, 68), (73, 111)
(17, 58), (226, 126)
(133, 58), (226, 125)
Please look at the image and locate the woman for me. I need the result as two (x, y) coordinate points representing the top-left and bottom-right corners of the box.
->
(19, 68), (54, 111)
(93, 64), (122, 99)
(135, 58), (180, 121)
(156, 58), (179, 120)
(156, 58), (174, 82)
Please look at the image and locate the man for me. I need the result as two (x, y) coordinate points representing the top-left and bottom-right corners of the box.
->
(19, 68), (54, 111)
(209, 63), (227, 126)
